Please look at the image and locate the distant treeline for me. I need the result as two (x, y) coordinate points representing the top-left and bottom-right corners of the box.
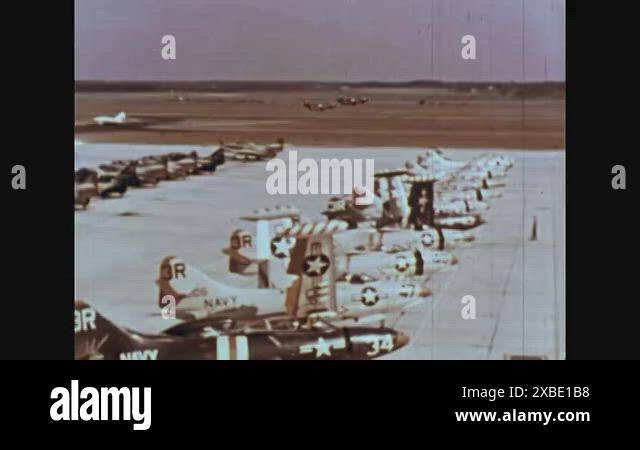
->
(75, 80), (565, 95)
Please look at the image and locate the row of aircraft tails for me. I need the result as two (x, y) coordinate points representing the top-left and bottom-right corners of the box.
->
(76, 146), (514, 360)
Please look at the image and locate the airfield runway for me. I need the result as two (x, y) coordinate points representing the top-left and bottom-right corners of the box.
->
(74, 143), (565, 359)
(75, 88), (565, 150)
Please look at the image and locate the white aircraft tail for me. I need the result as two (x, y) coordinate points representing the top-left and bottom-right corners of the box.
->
(158, 256), (233, 301)
(425, 148), (464, 169)
(374, 169), (411, 223)
(115, 111), (127, 122)
(158, 255), (291, 317)
(229, 206), (300, 285)
(266, 220), (348, 317)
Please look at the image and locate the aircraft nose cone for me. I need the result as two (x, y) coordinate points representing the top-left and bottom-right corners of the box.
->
(418, 287), (432, 298)
(395, 332), (410, 348)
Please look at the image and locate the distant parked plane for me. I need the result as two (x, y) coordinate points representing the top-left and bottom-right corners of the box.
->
(93, 111), (127, 126)
(303, 101), (336, 112)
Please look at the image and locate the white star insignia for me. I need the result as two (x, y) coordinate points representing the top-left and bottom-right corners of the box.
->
(313, 337), (332, 357)
(361, 287), (379, 306)
(421, 232), (435, 247)
(300, 337), (340, 358)
(395, 255), (409, 272)
(304, 255), (329, 276)
(272, 238), (293, 258)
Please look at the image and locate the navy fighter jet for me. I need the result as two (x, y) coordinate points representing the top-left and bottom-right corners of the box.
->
(93, 111), (126, 126)
(75, 300), (409, 360)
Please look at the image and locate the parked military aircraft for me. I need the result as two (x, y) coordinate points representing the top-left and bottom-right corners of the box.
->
(100, 160), (167, 187)
(76, 146), (516, 359)
(323, 168), (483, 251)
(155, 256), (289, 321)
(335, 272), (431, 318)
(333, 225), (474, 254)
(224, 205), (300, 278)
(342, 246), (458, 278)
(411, 148), (512, 184)
(303, 101), (337, 111)
(75, 300), (408, 360)
(165, 313), (410, 360)
(261, 220), (434, 320)
(93, 111), (127, 126)
(221, 138), (285, 161)
(95, 172), (128, 198)
(223, 215), (432, 322)
(337, 96), (366, 106)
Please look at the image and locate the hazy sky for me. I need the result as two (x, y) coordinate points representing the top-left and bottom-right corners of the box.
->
(75, 0), (565, 82)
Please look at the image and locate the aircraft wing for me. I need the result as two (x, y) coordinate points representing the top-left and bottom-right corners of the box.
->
(230, 149), (268, 161)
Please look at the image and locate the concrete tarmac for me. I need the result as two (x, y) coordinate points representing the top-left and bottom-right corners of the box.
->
(75, 143), (565, 359)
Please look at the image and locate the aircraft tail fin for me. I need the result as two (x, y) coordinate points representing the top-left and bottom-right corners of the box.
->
(272, 220), (348, 316)
(225, 229), (257, 275)
(374, 169), (410, 223)
(74, 300), (135, 360)
(235, 206), (300, 287)
(159, 254), (291, 319)
(115, 111), (127, 122)
(158, 256), (228, 302)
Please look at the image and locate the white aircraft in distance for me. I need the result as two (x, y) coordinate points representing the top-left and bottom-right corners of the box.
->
(425, 148), (513, 180)
(405, 158), (497, 186)
(408, 148), (511, 181)
(437, 187), (502, 203)
(93, 111), (127, 126)
(405, 160), (506, 201)
(424, 148), (513, 172)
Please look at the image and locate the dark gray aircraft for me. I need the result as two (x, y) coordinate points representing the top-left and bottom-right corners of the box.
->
(74, 300), (409, 360)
